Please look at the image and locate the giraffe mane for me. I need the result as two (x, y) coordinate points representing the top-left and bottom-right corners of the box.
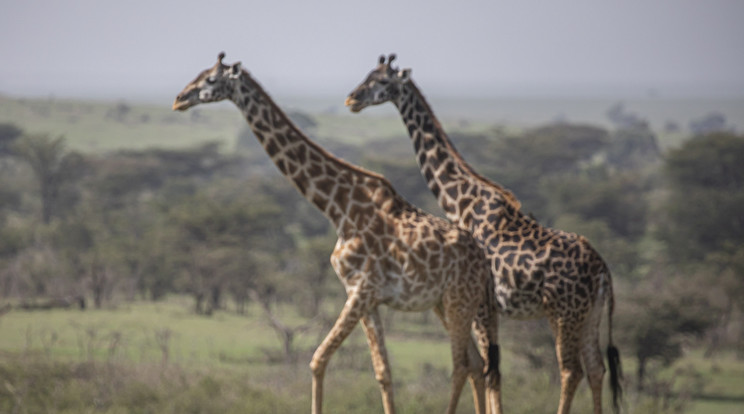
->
(406, 81), (522, 211)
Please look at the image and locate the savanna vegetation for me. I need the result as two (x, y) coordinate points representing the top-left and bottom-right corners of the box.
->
(0, 95), (742, 413)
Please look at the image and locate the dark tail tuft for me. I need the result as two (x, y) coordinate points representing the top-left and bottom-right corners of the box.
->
(485, 344), (500, 380)
(607, 344), (623, 414)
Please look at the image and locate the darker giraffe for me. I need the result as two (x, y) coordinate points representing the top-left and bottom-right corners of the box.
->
(346, 54), (623, 414)
(173, 53), (500, 414)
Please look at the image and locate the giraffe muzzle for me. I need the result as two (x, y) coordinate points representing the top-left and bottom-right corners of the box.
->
(172, 98), (192, 111)
(344, 97), (363, 113)
(172, 91), (197, 111)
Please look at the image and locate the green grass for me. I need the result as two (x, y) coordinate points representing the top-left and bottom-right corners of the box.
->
(0, 96), (244, 152)
(668, 352), (744, 414)
(0, 297), (481, 413)
(1, 297), (317, 367)
(2, 297), (744, 413)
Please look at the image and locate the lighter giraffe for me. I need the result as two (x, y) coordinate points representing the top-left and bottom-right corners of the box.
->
(346, 54), (623, 414)
(173, 53), (500, 414)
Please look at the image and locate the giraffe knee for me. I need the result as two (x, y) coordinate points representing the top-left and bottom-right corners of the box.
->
(309, 356), (327, 378)
(561, 364), (584, 386)
(374, 369), (392, 387)
(452, 362), (471, 381)
(588, 364), (605, 385)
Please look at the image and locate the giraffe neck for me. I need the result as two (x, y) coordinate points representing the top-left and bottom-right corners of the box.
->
(393, 81), (522, 229)
(230, 71), (392, 230)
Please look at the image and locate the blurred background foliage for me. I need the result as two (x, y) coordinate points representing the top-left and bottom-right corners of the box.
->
(0, 97), (743, 413)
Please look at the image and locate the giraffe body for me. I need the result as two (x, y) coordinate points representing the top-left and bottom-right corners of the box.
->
(173, 53), (500, 414)
(346, 54), (623, 414)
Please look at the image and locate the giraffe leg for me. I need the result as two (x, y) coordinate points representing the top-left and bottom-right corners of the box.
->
(472, 302), (502, 414)
(360, 308), (396, 414)
(550, 317), (584, 414)
(310, 292), (368, 414)
(581, 305), (606, 414)
(466, 340), (487, 414)
(443, 303), (477, 414)
(434, 305), (487, 414)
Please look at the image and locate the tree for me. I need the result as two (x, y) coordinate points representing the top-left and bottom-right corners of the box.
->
(0, 123), (23, 156)
(543, 168), (650, 240)
(286, 230), (337, 316)
(606, 102), (649, 130)
(659, 132), (744, 263)
(618, 284), (718, 392)
(605, 128), (661, 170)
(166, 181), (285, 314)
(653, 132), (744, 358)
(12, 134), (86, 223)
(49, 208), (118, 308)
(88, 142), (238, 209)
(689, 112), (732, 136)
(480, 123), (610, 216)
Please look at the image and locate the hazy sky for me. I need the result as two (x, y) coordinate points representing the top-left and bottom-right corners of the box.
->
(2, 0), (743, 101)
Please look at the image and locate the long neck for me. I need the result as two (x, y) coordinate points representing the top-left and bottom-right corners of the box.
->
(231, 72), (392, 230)
(393, 81), (522, 229)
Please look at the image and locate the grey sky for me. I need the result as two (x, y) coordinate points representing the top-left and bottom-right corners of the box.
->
(2, 0), (743, 101)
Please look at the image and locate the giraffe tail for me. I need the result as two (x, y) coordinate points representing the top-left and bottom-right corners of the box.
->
(485, 268), (500, 382)
(474, 268), (500, 382)
(486, 341), (500, 379)
(605, 272), (623, 414)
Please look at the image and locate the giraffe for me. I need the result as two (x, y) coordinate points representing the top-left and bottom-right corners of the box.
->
(173, 53), (500, 414)
(346, 54), (623, 414)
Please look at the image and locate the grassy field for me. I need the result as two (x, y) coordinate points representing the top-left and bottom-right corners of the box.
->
(1, 297), (743, 413)
(0, 96), (245, 152)
(0, 297), (481, 413)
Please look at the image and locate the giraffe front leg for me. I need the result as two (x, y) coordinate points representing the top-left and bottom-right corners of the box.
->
(310, 292), (367, 414)
(361, 308), (396, 414)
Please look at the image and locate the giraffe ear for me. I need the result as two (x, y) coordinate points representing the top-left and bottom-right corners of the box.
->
(229, 62), (242, 78)
(397, 68), (411, 83)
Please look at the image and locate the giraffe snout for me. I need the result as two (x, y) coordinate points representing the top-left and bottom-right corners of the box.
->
(173, 88), (199, 111)
(345, 90), (366, 113)
(173, 93), (194, 111)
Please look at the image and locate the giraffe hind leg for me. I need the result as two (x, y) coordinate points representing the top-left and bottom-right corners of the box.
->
(581, 303), (606, 414)
(466, 338), (487, 414)
(444, 306), (475, 414)
(550, 316), (584, 414)
(435, 304), (487, 414)
(581, 334), (605, 414)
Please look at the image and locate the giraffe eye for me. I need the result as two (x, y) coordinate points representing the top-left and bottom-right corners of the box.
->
(206, 76), (217, 84)
(378, 79), (390, 85)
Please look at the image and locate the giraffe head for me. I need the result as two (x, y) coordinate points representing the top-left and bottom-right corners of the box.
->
(345, 54), (411, 113)
(173, 52), (243, 111)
